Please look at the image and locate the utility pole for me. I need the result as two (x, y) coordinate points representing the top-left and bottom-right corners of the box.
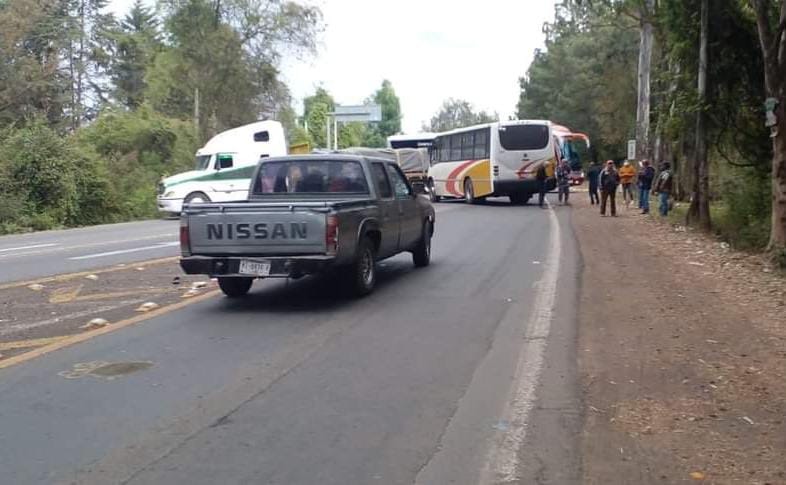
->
(194, 87), (200, 137)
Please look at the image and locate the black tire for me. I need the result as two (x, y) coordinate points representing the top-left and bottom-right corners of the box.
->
(509, 193), (530, 205)
(347, 237), (376, 297)
(428, 179), (441, 202)
(412, 221), (432, 268)
(218, 277), (253, 298)
(184, 191), (211, 206)
(464, 178), (475, 204)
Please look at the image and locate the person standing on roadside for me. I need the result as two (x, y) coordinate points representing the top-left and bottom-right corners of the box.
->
(536, 162), (548, 208)
(619, 161), (636, 207)
(556, 159), (571, 205)
(586, 160), (600, 205)
(637, 159), (655, 214)
(653, 161), (673, 217)
(599, 160), (620, 217)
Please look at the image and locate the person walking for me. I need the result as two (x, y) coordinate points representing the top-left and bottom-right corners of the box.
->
(556, 159), (571, 205)
(619, 161), (636, 208)
(637, 159), (655, 214)
(599, 160), (620, 217)
(586, 160), (600, 205)
(653, 162), (673, 217)
(536, 162), (548, 208)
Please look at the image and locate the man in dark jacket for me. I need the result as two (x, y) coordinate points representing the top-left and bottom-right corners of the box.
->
(653, 161), (673, 217)
(536, 163), (548, 208)
(637, 159), (655, 214)
(586, 161), (600, 205)
(599, 160), (620, 216)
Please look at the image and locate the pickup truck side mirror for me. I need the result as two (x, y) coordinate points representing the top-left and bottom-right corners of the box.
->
(411, 181), (429, 196)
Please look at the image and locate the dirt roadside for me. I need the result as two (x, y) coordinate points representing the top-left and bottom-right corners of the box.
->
(571, 192), (786, 484)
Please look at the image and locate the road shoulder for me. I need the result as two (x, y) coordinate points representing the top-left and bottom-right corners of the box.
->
(572, 193), (786, 484)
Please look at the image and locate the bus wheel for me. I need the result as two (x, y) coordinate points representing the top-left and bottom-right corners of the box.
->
(464, 179), (475, 204)
(510, 193), (529, 205)
(428, 179), (441, 202)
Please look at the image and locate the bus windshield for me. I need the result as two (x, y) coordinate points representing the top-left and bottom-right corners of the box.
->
(498, 125), (550, 151)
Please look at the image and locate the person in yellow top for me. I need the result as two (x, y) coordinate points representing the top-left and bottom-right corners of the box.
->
(619, 161), (636, 207)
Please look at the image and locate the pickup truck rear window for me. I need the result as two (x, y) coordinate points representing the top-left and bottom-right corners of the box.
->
(253, 160), (369, 195)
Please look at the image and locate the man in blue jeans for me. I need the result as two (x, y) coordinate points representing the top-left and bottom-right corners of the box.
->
(653, 162), (673, 217)
(637, 159), (655, 214)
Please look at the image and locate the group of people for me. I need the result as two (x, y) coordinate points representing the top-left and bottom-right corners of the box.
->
(585, 159), (673, 217)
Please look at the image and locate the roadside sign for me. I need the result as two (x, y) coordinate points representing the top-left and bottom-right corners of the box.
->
(332, 104), (382, 123)
(627, 139), (636, 160)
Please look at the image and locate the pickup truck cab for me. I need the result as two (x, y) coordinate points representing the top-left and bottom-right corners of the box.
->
(179, 155), (436, 297)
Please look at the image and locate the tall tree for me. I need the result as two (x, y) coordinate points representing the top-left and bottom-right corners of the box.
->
(64, 0), (116, 128)
(302, 87), (334, 148)
(369, 79), (401, 138)
(428, 98), (498, 132)
(109, 0), (161, 109)
(0, 0), (70, 127)
(750, 0), (786, 254)
(635, 0), (656, 161)
(687, 0), (711, 229)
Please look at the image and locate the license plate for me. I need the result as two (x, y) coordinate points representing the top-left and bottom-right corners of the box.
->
(238, 260), (271, 276)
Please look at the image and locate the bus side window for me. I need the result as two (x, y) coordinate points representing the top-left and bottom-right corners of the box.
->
(474, 129), (488, 159)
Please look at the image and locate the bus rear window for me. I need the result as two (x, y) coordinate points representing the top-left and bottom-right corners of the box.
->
(253, 160), (369, 195)
(498, 125), (550, 151)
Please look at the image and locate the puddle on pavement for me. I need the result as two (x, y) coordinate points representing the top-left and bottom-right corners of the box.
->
(59, 360), (154, 380)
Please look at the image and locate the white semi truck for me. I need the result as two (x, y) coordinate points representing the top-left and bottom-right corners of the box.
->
(157, 120), (287, 215)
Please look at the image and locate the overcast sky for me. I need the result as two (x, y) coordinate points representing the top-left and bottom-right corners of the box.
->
(109, 0), (556, 133)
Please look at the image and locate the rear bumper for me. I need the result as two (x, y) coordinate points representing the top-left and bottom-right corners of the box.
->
(493, 178), (556, 195)
(180, 255), (336, 278)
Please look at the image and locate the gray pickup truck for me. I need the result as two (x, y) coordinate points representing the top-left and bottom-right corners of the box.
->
(179, 154), (436, 297)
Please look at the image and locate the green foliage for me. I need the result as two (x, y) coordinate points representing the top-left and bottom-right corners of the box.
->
(109, 0), (162, 109)
(517, 8), (638, 161)
(427, 98), (499, 132)
(0, 122), (118, 233)
(713, 169), (771, 250)
(369, 79), (401, 139)
(0, 0), (324, 234)
(76, 106), (199, 218)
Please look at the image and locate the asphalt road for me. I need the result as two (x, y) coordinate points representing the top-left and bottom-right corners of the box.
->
(0, 219), (179, 284)
(0, 198), (581, 485)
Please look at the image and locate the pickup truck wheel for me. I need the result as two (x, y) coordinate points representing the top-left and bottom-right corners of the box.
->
(412, 221), (432, 268)
(217, 277), (253, 298)
(464, 179), (475, 204)
(348, 237), (376, 296)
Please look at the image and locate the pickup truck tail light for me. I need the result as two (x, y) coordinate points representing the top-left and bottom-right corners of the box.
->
(180, 221), (191, 255)
(326, 215), (339, 255)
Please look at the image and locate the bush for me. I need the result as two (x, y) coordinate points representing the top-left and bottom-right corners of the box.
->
(714, 169), (771, 250)
(0, 122), (120, 232)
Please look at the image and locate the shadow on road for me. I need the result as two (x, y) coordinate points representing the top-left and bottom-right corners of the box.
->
(210, 257), (428, 315)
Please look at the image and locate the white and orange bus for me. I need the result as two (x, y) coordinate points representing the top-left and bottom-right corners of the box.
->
(427, 120), (559, 204)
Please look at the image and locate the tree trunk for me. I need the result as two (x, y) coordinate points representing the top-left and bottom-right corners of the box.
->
(688, 0), (711, 230)
(771, 98), (786, 251)
(635, 0), (655, 161)
(750, 0), (786, 254)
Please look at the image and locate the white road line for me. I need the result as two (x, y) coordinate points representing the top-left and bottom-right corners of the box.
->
(0, 233), (178, 260)
(482, 201), (561, 484)
(69, 242), (179, 260)
(0, 243), (58, 253)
